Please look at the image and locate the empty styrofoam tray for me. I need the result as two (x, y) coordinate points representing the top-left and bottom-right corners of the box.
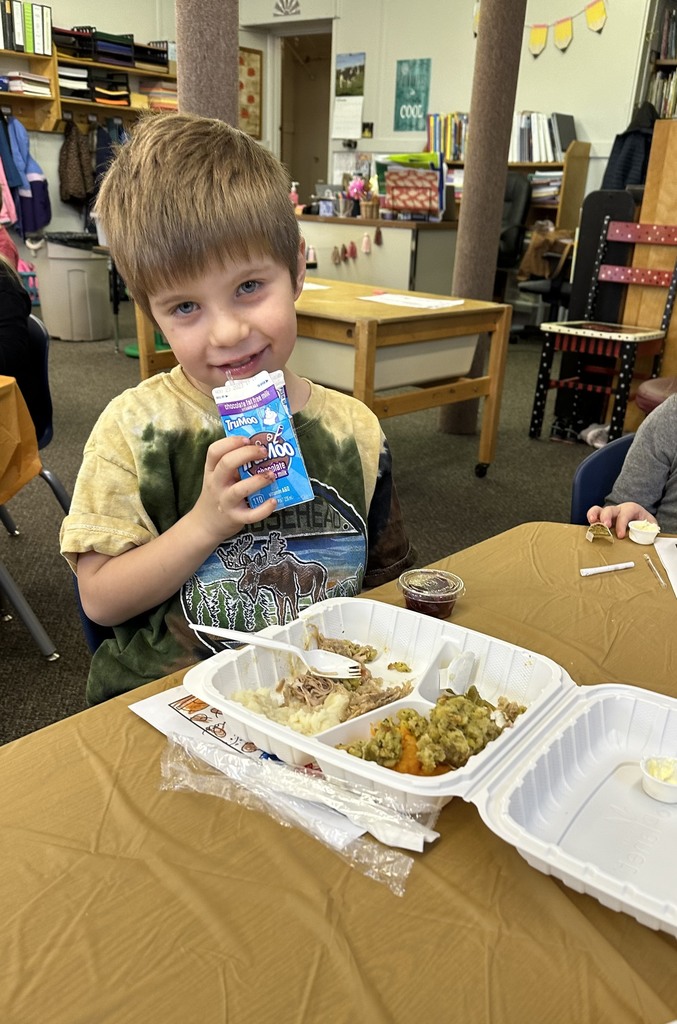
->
(475, 684), (677, 937)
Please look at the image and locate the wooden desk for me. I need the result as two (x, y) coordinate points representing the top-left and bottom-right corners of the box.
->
(0, 373), (41, 504)
(135, 280), (511, 476)
(1, 523), (676, 1024)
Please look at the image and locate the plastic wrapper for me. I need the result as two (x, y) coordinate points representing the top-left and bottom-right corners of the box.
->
(160, 733), (441, 897)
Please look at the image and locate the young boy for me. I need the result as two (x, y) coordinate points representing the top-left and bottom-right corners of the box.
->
(60, 112), (414, 704)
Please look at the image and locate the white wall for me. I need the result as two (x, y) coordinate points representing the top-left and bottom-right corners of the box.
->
(16, 0), (653, 240)
(329, 0), (651, 191)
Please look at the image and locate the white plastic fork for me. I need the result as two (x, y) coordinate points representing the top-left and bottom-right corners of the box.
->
(189, 623), (363, 679)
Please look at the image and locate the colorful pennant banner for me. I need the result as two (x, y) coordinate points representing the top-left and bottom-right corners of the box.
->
(526, 1), (607, 56)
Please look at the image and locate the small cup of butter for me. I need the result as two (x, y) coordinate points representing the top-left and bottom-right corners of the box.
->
(628, 520), (660, 545)
(640, 756), (677, 803)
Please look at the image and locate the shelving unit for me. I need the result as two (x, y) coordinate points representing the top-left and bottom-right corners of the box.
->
(639, 0), (677, 117)
(0, 47), (59, 131)
(56, 54), (175, 129)
(0, 47), (175, 132)
(447, 140), (590, 232)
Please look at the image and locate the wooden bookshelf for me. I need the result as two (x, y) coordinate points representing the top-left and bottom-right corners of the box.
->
(447, 140), (591, 232)
(0, 47), (59, 131)
(0, 45), (176, 131)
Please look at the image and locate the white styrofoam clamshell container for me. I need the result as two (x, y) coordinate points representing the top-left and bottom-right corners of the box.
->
(185, 598), (573, 803)
(473, 684), (677, 937)
(184, 598), (677, 936)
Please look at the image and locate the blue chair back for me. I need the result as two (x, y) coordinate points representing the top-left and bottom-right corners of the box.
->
(73, 576), (115, 654)
(26, 313), (54, 449)
(570, 432), (635, 525)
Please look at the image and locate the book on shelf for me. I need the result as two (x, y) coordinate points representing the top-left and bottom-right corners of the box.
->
(6, 69), (50, 94)
(21, 2), (33, 53)
(429, 109), (577, 167)
(31, 2), (43, 54)
(0, 2), (8, 50)
(529, 169), (563, 202)
(0, 2), (51, 55)
(659, 3), (677, 60)
(426, 112), (468, 161)
(550, 113), (576, 161)
(10, 0), (23, 50)
(509, 110), (576, 163)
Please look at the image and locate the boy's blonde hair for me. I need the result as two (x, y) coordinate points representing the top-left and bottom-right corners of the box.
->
(94, 112), (300, 320)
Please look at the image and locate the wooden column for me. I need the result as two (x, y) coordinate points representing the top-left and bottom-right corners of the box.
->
(175, 0), (239, 124)
(440, 0), (527, 434)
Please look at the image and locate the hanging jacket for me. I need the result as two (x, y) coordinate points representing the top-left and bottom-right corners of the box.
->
(601, 102), (658, 191)
(8, 116), (44, 191)
(0, 157), (17, 225)
(7, 116), (51, 235)
(58, 120), (95, 205)
(0, 114), (22, 190)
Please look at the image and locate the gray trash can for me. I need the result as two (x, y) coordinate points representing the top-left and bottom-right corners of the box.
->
(31, 234), (113, 341)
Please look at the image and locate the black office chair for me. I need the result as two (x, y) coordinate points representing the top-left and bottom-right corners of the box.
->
(570, 432), (635, 525)
(517, 241), (574, 324)
(494, 172), (532, 302)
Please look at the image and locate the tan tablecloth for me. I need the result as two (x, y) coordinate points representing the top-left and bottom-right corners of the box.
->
(1, 523), (676, 1024)
(0, 373), (41, 504)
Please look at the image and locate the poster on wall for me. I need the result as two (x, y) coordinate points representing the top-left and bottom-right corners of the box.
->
(394, 59), (430, 132)
(239, 47), (263, 139)
(332, 52), (365, 140)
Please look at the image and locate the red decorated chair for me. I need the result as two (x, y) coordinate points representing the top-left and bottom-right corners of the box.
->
(529, 217), (677, 442)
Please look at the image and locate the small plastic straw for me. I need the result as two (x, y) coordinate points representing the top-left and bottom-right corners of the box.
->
(644, 553), (667, 589)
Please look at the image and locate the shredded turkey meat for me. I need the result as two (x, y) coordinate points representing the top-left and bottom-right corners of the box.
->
(278, 670), (413, 718)
(230, 631), (412, 735)
(306, 625), (378, 664)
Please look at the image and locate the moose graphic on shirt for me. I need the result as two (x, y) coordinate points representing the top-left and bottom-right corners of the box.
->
(217, 531), (328, 623)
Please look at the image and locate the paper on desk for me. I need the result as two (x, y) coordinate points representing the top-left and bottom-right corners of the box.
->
(654, 537), (677, 598)
(301, 282), (330, 290)
(358, 294), (464, 309)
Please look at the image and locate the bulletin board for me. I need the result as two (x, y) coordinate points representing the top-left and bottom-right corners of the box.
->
(239, 47), (263, 139)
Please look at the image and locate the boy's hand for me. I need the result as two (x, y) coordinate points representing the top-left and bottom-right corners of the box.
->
(191, 436), (278, 543)
(587, 501), (657, 539)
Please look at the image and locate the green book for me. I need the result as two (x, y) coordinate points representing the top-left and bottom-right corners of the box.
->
(21, 1), (33, 53)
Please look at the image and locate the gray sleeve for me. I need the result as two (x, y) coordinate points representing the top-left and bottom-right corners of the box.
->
(606, 395), (677, 530)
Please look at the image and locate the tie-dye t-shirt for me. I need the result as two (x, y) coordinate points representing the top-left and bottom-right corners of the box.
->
(60, 366), (413, 704)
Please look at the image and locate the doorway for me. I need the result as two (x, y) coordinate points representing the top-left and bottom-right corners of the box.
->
(280, 33), (331, 206)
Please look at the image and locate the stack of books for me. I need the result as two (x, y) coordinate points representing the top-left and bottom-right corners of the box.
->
(6, 69), (50, 95)
(529, 169), (564, 204)
(138, 77), (177, 111)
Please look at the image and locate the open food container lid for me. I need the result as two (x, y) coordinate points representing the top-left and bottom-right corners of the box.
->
(184, 598), (677, 936)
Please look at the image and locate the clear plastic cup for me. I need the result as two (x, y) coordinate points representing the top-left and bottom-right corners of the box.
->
(397, 569), (465, 619)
